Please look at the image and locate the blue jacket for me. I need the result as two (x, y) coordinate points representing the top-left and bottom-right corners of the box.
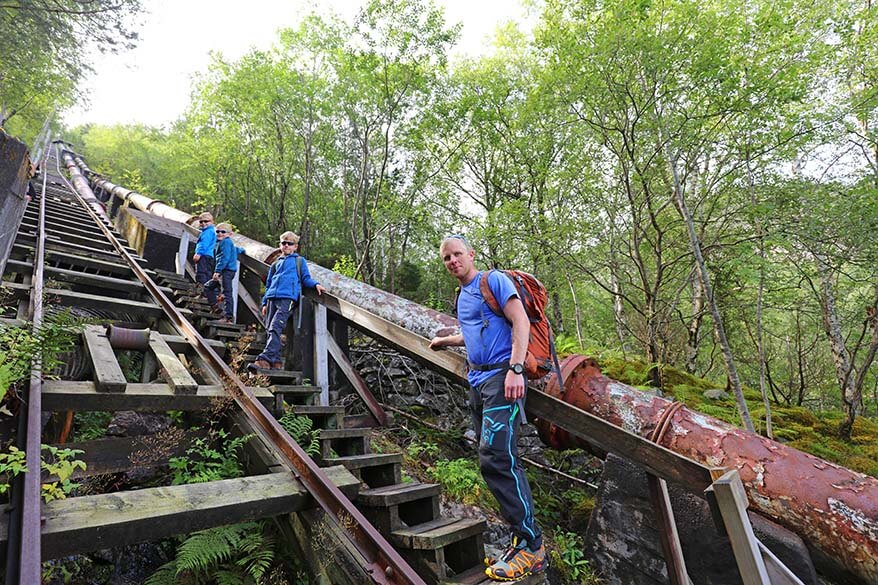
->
(214, 238), (243, 272)
(262, 253), (320, 305)
(194, 225), (216, 257)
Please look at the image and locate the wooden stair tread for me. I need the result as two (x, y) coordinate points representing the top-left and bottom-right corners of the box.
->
(324, 453), (403, 469)
(392, 517), (486, 550)
(441, 565), (547, 584)
(205, 320), (247, 330)
(290, 405), (344, 415)
(271, 384), (321, 395)
(317, 428), (370, 439)
(359, 482), (441, 506)
(249, 369), (302, 381)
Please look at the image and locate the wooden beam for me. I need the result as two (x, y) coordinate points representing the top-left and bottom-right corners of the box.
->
(1, 281), (174, 319)
(82, 325), (127, 392)
(758, 541), (806, 585)
(50, 431), (205, 479)
(148, 331), (198, 394)
(42, 381), (274, 412)
(317, 293), (468, 382)
(161, 334), (226, 357)
(13, 242), (141, 277)
(647, 475), (691, 585)
(4, 259), (161, 295)
(706, 470), (771, 585)
(0, 468), (360, 560)
(327, 333), (386, 426)
(526, 390), (717, 493)
(314, 303), (329, 405)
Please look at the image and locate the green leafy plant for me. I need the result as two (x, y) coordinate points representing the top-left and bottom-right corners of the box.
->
(74, 411), (113, 442)
(0, 444), (86, 502)
(169, 429), (253, 484)
(0, 312), (83, 405)
(550, 531), (600, 584)
(331, 255), (358, 279)
(278, 411), (321, 457)
(429, 458), (494, 508)
(146, 521), (274, 585)
(406, 440), (439, 461)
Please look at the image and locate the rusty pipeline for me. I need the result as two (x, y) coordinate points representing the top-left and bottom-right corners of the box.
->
(535, 355), (878, 584)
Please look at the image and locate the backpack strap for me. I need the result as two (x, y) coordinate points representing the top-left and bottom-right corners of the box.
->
(294, 255), (304, 331)
(479, 270), (504, 318)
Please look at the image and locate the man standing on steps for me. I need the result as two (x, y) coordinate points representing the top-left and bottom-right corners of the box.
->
(192, 212), (218, 308)
(429, 234), (546, 581)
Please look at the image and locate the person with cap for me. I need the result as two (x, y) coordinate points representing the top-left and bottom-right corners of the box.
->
(193, 212), (218, 307)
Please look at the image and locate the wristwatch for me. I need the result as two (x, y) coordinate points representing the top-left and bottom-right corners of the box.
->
(509, 362), (525, 375)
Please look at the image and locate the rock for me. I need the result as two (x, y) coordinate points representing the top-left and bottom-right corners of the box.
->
(106, 411), (171, 437)
(703, 388), (729, 401)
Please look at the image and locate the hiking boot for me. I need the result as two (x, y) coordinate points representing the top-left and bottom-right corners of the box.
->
(247, 359), (271, 372)
(485, 538), (546, 581)
(272, 362), (284, 370)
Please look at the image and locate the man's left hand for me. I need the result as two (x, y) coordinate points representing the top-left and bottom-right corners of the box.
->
(504, 369), (526, 402)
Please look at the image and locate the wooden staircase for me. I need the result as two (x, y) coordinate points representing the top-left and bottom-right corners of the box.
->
(151, 268), (545, 584)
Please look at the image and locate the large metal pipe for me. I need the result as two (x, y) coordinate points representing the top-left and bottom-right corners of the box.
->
(60, 149), (109, 222)
(536, 355), (878, 584)
(71, 157), (877, 583)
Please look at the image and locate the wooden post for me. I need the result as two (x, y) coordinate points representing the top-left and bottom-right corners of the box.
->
(82, 325), (127, 393)
(646, 474), (691, 585)
(314, 303), (329, 406)
(232, 268), (240, 323)
(706, 470), (771, 585)
(175, 230), (189, 276)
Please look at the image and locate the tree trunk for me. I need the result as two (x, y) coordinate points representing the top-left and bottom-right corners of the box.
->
(666, 147), (755, 432)
(685, 267), (705, 374)
(749, 161), (772, 438)
(566, 273), (584, 350)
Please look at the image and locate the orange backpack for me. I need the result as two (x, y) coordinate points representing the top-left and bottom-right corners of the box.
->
(480, 270), (562, 383)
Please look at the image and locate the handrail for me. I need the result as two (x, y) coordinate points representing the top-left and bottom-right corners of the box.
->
(60, 150), (426, 585)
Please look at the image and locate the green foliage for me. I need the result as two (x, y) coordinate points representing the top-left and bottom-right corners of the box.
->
(429, 458), (495, 509)
(331, 255), (358, 279)
(169, 429), (253, 484)
(0, 444), (86, 502)
(0, 312), (83, 405)
(278, 411), (321, 457)
(74, 411), (113, 442)
(550, 531), (600, 584)
(406, 440), (439, 461)
(146, 521), (274, 585)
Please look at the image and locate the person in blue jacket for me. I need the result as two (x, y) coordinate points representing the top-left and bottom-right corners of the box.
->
(192, 212), (217, 307)
(249, 231), (326, 371)
(210, 222), (244, 323)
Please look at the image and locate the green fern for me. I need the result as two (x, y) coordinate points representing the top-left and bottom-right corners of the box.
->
(175, 523), (252, 574)
(143, 561), (177, 585)
(278, 411), (321, 457)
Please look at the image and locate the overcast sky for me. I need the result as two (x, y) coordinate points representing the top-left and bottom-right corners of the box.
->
(63, 0), (531, 128)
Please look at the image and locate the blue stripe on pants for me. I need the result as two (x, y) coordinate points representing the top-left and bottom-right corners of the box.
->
(471, 371), (541, 547)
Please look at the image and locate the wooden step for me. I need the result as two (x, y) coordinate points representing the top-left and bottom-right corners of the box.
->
(272, 385), (322, 406)
(324, 453), (402, 488)
(289, 405), (345, 429)
(317, 427), (370, 458)
(359, 482), (441, 533)
(247, 368), (302, 383)
(393, 517), (486, 551)
(205, 319), (246, 331)
(441, 566), (547, 585)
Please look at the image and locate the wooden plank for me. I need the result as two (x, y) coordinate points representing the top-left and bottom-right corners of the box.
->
(161, 333), (226, 357)
(526, 390), (717, 493)
(82, 325), (127, 392)
(392, 517), (485, 550)
(327, 333), (387, 426)
(148, 331), (198, 394)
(757, 541), (806, 585)
(175, 229), (189, 275)
(4, 259), (151, 294)
(647, 475), (691, 585)
(1, 281), (172, 319)
(15, 234), (148, 266)
(317, 293), (468, 382)
(0, 467), (360, 560)
(50, 430), (205, 478)
(42, 381), (274, 412)
(314, 303), (329, 405)
(13, 243), (136, 276)
(707, 470), (771, 585)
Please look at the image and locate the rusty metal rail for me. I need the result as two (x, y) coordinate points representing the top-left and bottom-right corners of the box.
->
(58, 150), (425, 585)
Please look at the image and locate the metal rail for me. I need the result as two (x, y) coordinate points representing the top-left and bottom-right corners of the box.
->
(6, 139), (52, 584)
(58, 150), (425, 585)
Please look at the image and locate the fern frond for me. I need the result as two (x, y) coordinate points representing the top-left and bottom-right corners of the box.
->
(144, 559), (179, 585)
(175, 524), (248, 574)
(214, 568), (246, 585)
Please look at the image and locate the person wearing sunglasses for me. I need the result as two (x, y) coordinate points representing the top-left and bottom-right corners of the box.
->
(249, 231), (326, 371)
(208, 223), (244, 323)
(192, 212), (218, 307)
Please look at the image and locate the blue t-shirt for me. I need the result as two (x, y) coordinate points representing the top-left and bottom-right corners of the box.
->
(457, 271), (519, 388)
